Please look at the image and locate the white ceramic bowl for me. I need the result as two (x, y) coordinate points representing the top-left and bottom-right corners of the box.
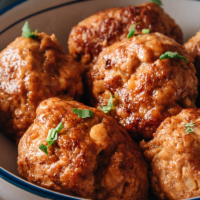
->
(0, 0), (200, 199)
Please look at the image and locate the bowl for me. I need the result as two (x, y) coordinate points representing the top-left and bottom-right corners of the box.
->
(0, 0), (200, 199)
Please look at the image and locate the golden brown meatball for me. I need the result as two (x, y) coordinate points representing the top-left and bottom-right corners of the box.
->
(140, 109), (200, 200)
(0, 33), (83, 141)
(86, 33), (198, 140)
(68, 3), (183, 65)
(184, 31), (200, 107)
(18, 97), (148, 200)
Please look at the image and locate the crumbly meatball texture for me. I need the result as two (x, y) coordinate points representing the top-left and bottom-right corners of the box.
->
(68, 3), (183, 64)
(184, 31), (200, 56)
(18, 98), (148, 200)
(0, 33), (83, 141)
(184, 31), (200, 107)
(140, 109), (200, 200)
(86, 33), (198, 140)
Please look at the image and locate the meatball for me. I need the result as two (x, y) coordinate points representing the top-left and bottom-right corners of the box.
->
(17, 97), (148, 200)
(184, 31), (200, 107)
(68, 3), (183, 65)
(140, 109), (200, 200)
(0, 33), (83, 141)
(86, 33), (198, 140)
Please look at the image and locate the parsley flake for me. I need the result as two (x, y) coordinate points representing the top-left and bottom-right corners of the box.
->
(39, 122), (64, 156)
(151, 0), (162, 6)
(185, 127), (194, 134)
(39, 144), (48, 156)
(127, 22), (141, 39)
(160, 51), (188, 63)
(100, 92), (116, 113)
(184, 122), (195, 127)
(22, 21), (38, 39)
(72, 108), (94, 118)
(142, 29), (150, 34)
(184, 122), (195, 134)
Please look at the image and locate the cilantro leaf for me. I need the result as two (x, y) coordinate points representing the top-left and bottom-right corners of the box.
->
(39, 122), (64, 156)
(160, 51), (188, 63)
(151, 0), (162, 6)
(72, 108), (94, 118)
(29, 30), (38, 38)
(142, 29), (150, 34)
(22, 21), (38, 39)
(127, 22), (141, 39)
(39, 144), (49, 156)
(184, 122), (195, 134)
(100, 92), (115, 113)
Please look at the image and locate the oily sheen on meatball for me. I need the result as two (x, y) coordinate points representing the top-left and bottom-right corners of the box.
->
(86, 33), (198, 140)
(0, 33), (83, 141)
(140, 109), (200, 200)
(68, 2), (183, 65)
(18, 98), (148, 200)
(184, 31), (200, 107)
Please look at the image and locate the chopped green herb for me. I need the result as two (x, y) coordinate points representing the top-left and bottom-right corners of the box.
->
(47, 128), (56, 145)
(72, 108), (94, 118)
(142, 29), (150, 34)
(184, 122), (195, 134)
(22, 21), (38, 39)
(39, 122), (64, 156)
(39, 144), (48, 156)
(55, 122), (64, 132)
(160, 51), (188, 63)
(127, 22), (141, 39)
(151, 0), (162, 6)
(184, 122), (195, 127)
(100, 92), (116, 113)
(185, 127), (194, 134)
(47, 122), (64, 145)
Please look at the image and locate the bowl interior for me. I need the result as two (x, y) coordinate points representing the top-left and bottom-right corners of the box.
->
(0, 0), (200, 199)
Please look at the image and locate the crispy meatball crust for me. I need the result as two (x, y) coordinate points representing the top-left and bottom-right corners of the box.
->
(17, 97), (148, 200)
(68, 3), (183, 65)
(0, 33), (83, 141)
(140, 109), (200, 200)
(86, 33), (198, 140)
(184, 31), (200, 107)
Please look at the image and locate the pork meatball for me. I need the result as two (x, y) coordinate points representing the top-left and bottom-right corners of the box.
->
(86, 33), (198, 140)
(0, 33), (83, 141)
(140, 109), (200, 200)
(68, 3), (183, 65)
(184, 31), (200, 107)
(17, 97), (148, 200)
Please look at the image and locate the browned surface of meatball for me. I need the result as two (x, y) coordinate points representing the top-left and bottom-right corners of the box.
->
(184, 31), (200, 107)
(86, 33), (198, 140)
(68, 3), (183, 65)
(0, 33), (83, 141)
(17, 98), (148, 200)
(140, 109), (200, 200)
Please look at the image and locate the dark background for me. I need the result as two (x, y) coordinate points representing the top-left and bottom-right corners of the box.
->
(0, 0), (20, 10)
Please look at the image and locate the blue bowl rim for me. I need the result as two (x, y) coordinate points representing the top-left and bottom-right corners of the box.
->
(0, 168), (87, 200)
